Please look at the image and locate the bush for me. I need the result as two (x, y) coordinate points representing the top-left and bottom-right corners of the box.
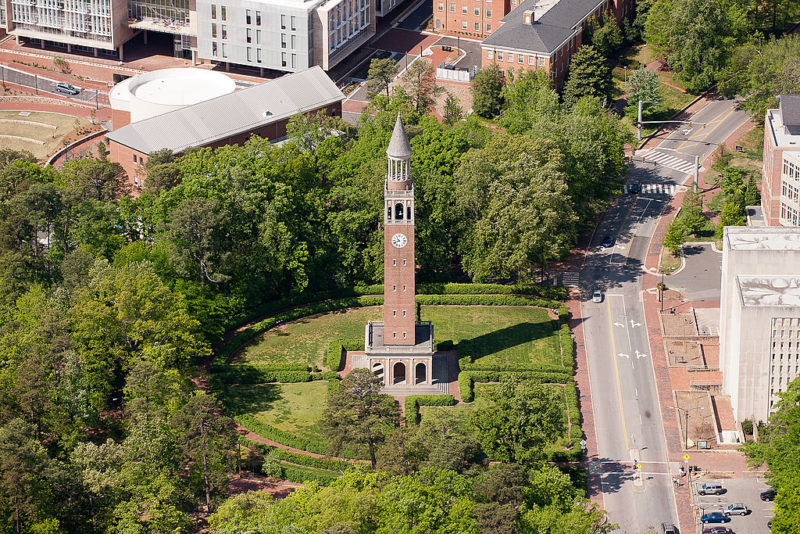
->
(459, 372), (475, 402)
(215, 365), (312, 384)
(404, 394), (456, 425)
(741, 419), (753, 435)
(280, 464), (342, 485)
(458, 370), (571, 403)
(417, 283), (566, 300)
(416, 294), (563, 309)
(458, 362), (572, 374)
(235, 414), (329, 455)
(262, 455), (284, 478)
(325, 338), (364, 371)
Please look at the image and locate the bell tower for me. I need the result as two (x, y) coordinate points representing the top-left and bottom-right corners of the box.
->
(384, 114), (416, 345)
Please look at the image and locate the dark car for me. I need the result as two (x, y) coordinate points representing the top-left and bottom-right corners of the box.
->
(662, 522), (677, 534)
(628, 182), (641, 194)
(703, 528), (733, 534)
(602, 235), (615, 248)
(701, 512), (730, 524)
(761, 489), (776, 501)
(55, 82), (80, 95)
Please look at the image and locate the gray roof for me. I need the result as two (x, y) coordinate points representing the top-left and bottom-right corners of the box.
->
(386, 113), (412, 159)
(106, 66), (344, 154)
(780, 94), (800, 135)
(484, 0), (606, 54)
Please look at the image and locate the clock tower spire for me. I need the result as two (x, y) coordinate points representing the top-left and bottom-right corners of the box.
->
(384, 114), (415, 345)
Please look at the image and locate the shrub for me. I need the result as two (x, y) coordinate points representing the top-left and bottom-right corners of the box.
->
(280, 464), (342, 485)
(459, 372), (475, 402)
(235, 414), (329, 455)
(741, 419), (753, 435)
(404, 395), (456, 425)
(215, 366), (312, 384)
(417, 282), (566, 300)
(325, 338), (364, 371)
(458, 370), (571, 403)
(326, 378), (341, 395)
(416, 294), (562, 309)
(261, 455), (284, 478)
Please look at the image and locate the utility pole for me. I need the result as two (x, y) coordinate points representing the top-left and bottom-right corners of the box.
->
(693, 154), (700, 192)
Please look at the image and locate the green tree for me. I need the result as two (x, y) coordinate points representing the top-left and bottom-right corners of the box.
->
(471, 64), (504, 118)
(499, 70), (559, 134)
(367, 58), (399, 98)
(208, 491), (275, 534)
(443, 93), (463, 125)
(744, 175), (760, 206)
(402, 59), (443, 114)
(680, 188), (707, 235)
(562, 46), (612, 107)
(625, 68), (660, 119)
(143, 149), (180, 193)
(716, 201), (746, 238)
(468, 379), (565, 463)
(591, 17), (624, 56)
(663, 219), (687, 255)
(171, 392), (236, 512)
(743, 378), (800, 531)
(323, 368), (400, 468)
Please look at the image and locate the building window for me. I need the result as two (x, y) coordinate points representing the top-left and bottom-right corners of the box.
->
(211, 4), (216, 18)
(247, 47), (252, 61)
(497, 51), (503, 60)
(508, 52), (514, 62)
(474, 7), (479, 15)
(291, 15), (296, 30)
(436, 18), (441, 28)
(393, 285), (397, 291)
(461, 20), (467, 28)
(486, 23), (491, 31)
(528, 55), (535, 65)
(393, 332), (397, 339)
(256, 11), (261, 24)
(403, 259), (407, 266)
(247, 28), (252, 43)
(437, 1), (443, 9)
(393, 310), (397, 317)
(222, 43), (227, 57)
(450, 3), (455, 11)
(257, 48), (262, 62)
(291, 53), (296, 68)
(256, 29), (261, 44)
(211, 23), (217, 38)
(246, 9), (251, 24)
(461, 5), (467, 13)
(474, 22), (479, 30)
(281, 52), (287, 66)
(518, 54), (523, 63)
(291, 34), (296, 49)
(402, 285), (406, 291)
(403, 332), (407, 339)
(281, 33), (286, 48)
(221, 24), (227, 39)
(133, 154), (137, 162)
(403, 310), (407, 317)
(281, 14), (286, 28)
(486, 8), (492, 16)
(393, 259), (397, 266)
(211, 42), (218, 56)
(221, 5), (226, 20)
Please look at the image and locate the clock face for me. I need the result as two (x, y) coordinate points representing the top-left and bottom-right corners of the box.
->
(391, 233), (408, 248)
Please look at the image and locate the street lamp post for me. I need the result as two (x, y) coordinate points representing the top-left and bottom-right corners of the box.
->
(637, 100), (657, 141)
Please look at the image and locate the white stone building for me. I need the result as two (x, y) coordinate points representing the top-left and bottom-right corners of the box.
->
(719, 227), (800, 424)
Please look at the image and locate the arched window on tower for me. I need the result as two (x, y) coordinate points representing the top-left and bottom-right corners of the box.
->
(387, 206), (392, 220)
(395, 203), (404, 220)
(407, 206), (412, 220)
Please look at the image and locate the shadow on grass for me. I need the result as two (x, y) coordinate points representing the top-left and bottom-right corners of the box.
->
(218, 383), (282, 416)
(457, 320), (558, 362)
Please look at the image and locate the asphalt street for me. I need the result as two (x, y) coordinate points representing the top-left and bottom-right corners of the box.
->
(580, 99), (750, 533)
(1, 65), (102, 105)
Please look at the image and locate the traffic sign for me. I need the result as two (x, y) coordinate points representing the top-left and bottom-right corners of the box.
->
(683, 454), (690, 461)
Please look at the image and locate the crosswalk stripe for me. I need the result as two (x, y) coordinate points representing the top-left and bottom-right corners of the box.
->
(640, 149), (705, 175)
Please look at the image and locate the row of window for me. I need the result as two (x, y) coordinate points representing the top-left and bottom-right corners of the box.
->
(486, 49), (544, 67)
(783, 158), (800, 181)
(392, 259), (408, 266)
(392, 331), (408, 339)
(437, 3), (492, 16)
(781, 180), (799, 202)
(780, 202), (799, 226)
(436, 18), (489, 31)
(391, 310), (408, 317)
(391, 284), (408, 292)
(211, 5), (296, 30)
(210, 42), (297, 67)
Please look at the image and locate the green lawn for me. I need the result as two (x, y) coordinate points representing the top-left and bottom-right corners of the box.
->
(235, 306), (381, 367)
(225, 382), (328, 442)
(420, 306), (562, 368)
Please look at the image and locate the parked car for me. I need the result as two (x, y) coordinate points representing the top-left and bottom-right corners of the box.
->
(661, 522), (677, 534)
(602, 235), (615, 248)
(701, 512), (730, 524)
(55, 82), (80, 95)
(592, 290), (603, 303)
(702, 528), (733, 534)
(722, 503), (749, 516)
(760, 489), (776, 501)
(629, 182), (641, 194)
(698, 482), (725, 495)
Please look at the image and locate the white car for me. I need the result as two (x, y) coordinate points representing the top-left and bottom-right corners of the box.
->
(592, 290), (602, 303)
(722, 503), (749, 516)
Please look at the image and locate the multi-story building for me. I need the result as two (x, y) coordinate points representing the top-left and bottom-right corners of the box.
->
(762, 95), (800, 226)
(719, 227), (800, 424)
(1, 0), (374, 73)
(433, 0), (510, 39)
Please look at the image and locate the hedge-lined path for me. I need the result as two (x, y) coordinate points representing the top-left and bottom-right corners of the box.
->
(228, 474), (304, 500)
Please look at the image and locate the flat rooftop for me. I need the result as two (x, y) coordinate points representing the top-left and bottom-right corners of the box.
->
(365, 321), (435, 355)
(725, 227), (800, 251)
(738, 275), (800, 307)
(767, 101), (800, 149)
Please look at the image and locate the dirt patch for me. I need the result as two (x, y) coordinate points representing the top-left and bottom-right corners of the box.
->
(675, 390), (718, 449)
(666, 340), (705, 367)
(661, 312), (697, 337)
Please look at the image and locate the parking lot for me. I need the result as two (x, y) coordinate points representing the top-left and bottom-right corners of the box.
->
(693, 477), (774, 533)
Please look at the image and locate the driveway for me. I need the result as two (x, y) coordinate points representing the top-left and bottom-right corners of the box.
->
(693, 477), (773, 534)
(666, 243), (722, 301)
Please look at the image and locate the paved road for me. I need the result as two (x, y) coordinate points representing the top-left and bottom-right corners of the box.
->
(667, 244), (722, 301)
(580, 98), (750, 533)
(1, 65), (104, 106)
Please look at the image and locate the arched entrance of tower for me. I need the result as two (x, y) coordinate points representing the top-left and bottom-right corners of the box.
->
(393, 362), (406, 384)
(415, 362), (426, 384)
(372, 362), (385, 386)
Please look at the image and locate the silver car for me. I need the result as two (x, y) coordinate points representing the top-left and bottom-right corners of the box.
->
(722, 503), (749, 516)
(592, 290), (602, 303)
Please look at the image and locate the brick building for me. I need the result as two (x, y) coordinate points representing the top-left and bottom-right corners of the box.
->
(433, 0), (510, 39)
(105, 66), (343, 190)
(762, 95), (800, 226)
(478, 0), (631, 88)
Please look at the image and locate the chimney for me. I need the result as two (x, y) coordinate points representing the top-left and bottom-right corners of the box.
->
(523, 9), (534, 24)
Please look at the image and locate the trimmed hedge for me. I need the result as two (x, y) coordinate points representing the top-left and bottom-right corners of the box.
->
(280, 463), (342, 485)
(457, 369), (571, 403)
(416, 294), (561, 309)
(404, 394), (456, 426)
(217, 296), (383, 364)
(216, 366), (312, 384)
(235, 414), (328, 455)
(325, 338), (364, 371)
(417, 283), (566, 300)
(241, 437), (356, 471)
(458, 362), (572, 375)
(564, 379), (582, 445)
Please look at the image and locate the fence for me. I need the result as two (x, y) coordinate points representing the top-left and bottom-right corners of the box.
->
(1, 64), (109, 108)
(435, 64), (472, 82)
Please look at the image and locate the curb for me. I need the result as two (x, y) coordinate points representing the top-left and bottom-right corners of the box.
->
(46, 128), (107, 166)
